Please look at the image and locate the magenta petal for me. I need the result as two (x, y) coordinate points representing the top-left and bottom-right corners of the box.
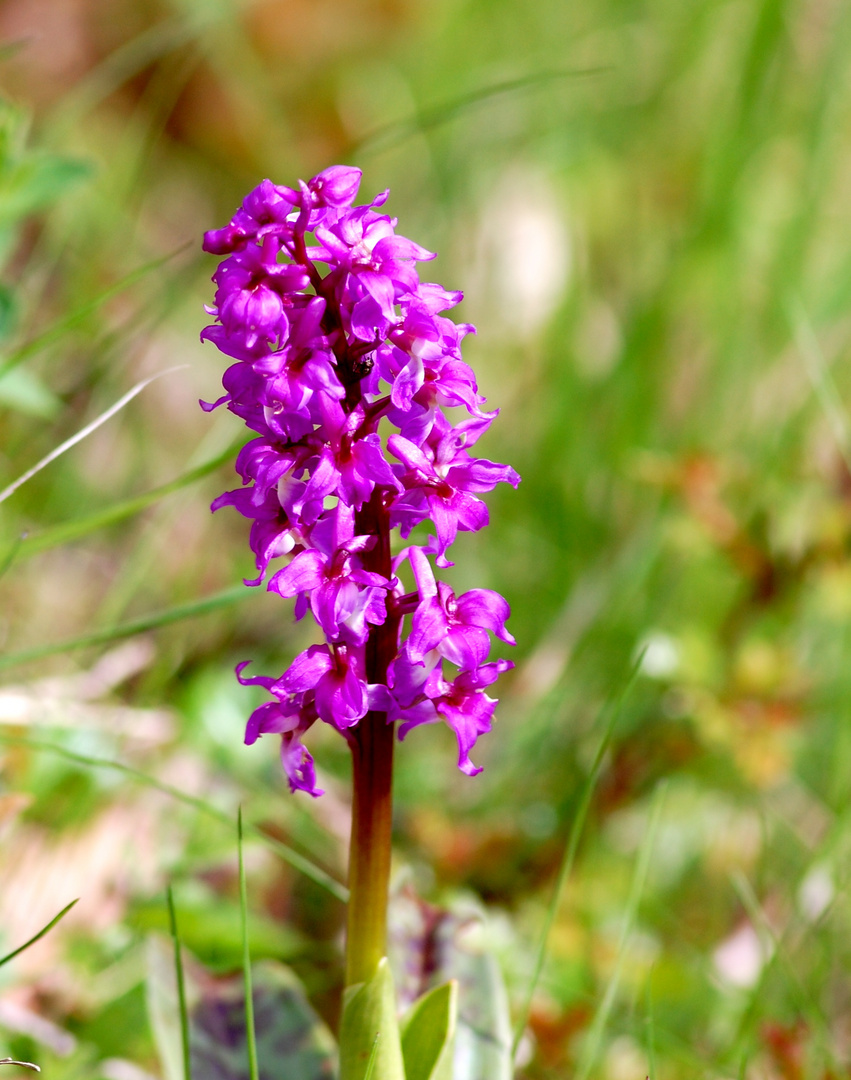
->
(246, 702), (289, 744)
(368, 683), (396, 712)
(315, 667), (367, 729)
(350, 294), (386, 340)
(281, 737), (323, 796)
(453, 492), (489, 533)
(388, 653), (434, 704)
(427, 496), (460, 557)
(302, 450), (340, 506)
(408, 597), (448, 663)
(235, 660), (276, 691)
(455, 588), (515, 644)
(310, 165), (362, 207)
(388, 433), (433, 475)
(436, 692), (496, 776)
(440, 626), (491, 671)
(280, 645), (334, 693)
(449, 460), (521, 493)
(391, 354), (425, 411)
(456, 658), (515, 692)
(359, 271), (397, 320)
(373, 235), (435, 262)
(199, 393), (229, 412)
(396, 699), (440, 740)
(268, 549), (326, 598)
(408, 545), (437, 600)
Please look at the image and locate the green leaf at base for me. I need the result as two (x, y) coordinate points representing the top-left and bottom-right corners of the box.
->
(340, 958), (406, 1080)
(401, 981), (457, 1080)
(388, 895), (513, 1080)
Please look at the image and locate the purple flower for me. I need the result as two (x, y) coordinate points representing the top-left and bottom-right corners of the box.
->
(405, 546), (514, 669)
(378, 654), (514, 776)
(236, 662), (322, 796)
(202, 167), (519, 790)
(307, 165), (363, 208)
(429, 660), (513, 776)
(280, 643), (369, 730)
(211, 484), (296, 585)
(213, 245), (309, 349)
(388, 420), (519, 565)
(268, 537), (389, 645)
(203, 179), (297, 255)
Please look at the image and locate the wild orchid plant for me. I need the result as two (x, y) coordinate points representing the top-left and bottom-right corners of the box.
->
(201, 166), (518, 1078)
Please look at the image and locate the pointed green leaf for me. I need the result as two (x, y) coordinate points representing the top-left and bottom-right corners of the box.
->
(388, 897), (511, 1080)
(340, 958), (405, 1080)
(401, 981), (457, 1080)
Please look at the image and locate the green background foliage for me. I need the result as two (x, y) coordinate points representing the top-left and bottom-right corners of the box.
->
(1, 0), (851, 1077)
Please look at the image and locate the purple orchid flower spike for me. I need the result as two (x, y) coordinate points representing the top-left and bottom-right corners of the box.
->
(202, 167), (518, 783)
(202, 166), (519, 990)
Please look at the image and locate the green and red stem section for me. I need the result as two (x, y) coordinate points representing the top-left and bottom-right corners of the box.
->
(346, 489), (399, 986)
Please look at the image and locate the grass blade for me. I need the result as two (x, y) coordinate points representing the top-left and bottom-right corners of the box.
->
(574, 780), (667, 1080)
(0, 733), (348, 902)
(511, 652), (645, 1060)
(167, 885), (192, 1080)
(238, 807), (259, 1080)
(0, 366), (187, 506)
(0, 584), (252, 670)
(0, 898), (78, 968)
(12, 438), (243, 563)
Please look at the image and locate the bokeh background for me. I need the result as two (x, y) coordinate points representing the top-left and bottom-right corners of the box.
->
(2, 0), (851, 1077)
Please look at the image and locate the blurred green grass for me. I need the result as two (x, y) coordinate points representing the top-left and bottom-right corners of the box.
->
(2, 0), (851, 1077)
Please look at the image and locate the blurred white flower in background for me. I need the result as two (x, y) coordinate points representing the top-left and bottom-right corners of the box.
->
(638, 630), (680, 679)
(713, 922), (770, 988)
(471, 165), (571, 340)
(797, 864), (834, 922)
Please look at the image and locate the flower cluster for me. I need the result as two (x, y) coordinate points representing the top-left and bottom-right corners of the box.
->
(202, 167), (519, 796)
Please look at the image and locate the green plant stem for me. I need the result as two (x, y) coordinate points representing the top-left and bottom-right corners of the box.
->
(346, 489), (398, 988)
(346, 708), (395, 987)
